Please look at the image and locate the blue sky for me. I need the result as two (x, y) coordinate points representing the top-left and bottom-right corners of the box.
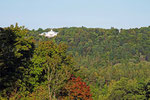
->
(0, 0), (150, 29)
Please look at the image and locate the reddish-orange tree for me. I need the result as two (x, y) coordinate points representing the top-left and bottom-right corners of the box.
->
(64, 75), (93, 100)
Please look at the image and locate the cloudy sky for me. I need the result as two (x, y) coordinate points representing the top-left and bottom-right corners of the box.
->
(0, 0), (150, 29)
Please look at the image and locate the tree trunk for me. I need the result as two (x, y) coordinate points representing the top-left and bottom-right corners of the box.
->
(48, 66), (52, 100)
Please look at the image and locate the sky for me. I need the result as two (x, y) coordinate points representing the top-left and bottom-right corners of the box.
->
(0, 0), (150, 29)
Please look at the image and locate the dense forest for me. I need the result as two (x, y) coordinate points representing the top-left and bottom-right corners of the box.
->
(1, 24), (150, 100)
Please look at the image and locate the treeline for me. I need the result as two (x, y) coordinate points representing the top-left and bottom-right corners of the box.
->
(28, 26), (150, 99)
(0, 24), (92, 100)
(30, 26), (150, 67)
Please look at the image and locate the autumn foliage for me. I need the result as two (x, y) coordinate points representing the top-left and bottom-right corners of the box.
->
(64, 75), (93, 100)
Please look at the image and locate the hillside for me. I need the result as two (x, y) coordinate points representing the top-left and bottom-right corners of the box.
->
(1, 25), (150, 99)
(28, 26), (150, 99)
(29, 26), (150, 67)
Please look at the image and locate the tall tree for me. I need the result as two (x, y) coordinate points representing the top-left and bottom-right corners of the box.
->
(29, 41), (75, 99)
(0, 24), (35, 97)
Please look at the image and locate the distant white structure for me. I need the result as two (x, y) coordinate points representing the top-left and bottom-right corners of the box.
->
(39, 29), (58, 38)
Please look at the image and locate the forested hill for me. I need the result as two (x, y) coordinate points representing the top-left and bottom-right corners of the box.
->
(28, 26), (150, 99)
(29, 26), (150, 68)
(1, 25), (150, 99)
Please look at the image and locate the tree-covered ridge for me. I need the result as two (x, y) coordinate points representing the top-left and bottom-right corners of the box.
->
(27, 26), (150, 99)
(1, 24), (150, 99)
(0, 25), (93, 100)
(30, 26), (150, 67)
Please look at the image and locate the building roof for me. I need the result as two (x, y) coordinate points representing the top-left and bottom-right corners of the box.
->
(39, 29), (58, 38)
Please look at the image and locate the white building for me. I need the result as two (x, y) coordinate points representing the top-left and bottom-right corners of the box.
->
(39, 29), (58, 38)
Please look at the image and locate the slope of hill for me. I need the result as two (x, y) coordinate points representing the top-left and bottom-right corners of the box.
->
(29, 26), (150, 68)
(28, 26), (150, 99)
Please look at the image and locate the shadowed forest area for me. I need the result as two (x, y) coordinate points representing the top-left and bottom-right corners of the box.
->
(1, 24), (150, 100)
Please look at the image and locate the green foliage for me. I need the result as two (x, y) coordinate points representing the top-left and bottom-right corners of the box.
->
(27, 26), (150, 99)
(107, 78), (147, 100)
(1, 24), (150, 99)
(0, 24), (35, 98)
(29, 26), (150, 68)
(28, 41), (75, 99)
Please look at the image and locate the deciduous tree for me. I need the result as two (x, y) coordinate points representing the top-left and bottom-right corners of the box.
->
(64, 75), (93, 100)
